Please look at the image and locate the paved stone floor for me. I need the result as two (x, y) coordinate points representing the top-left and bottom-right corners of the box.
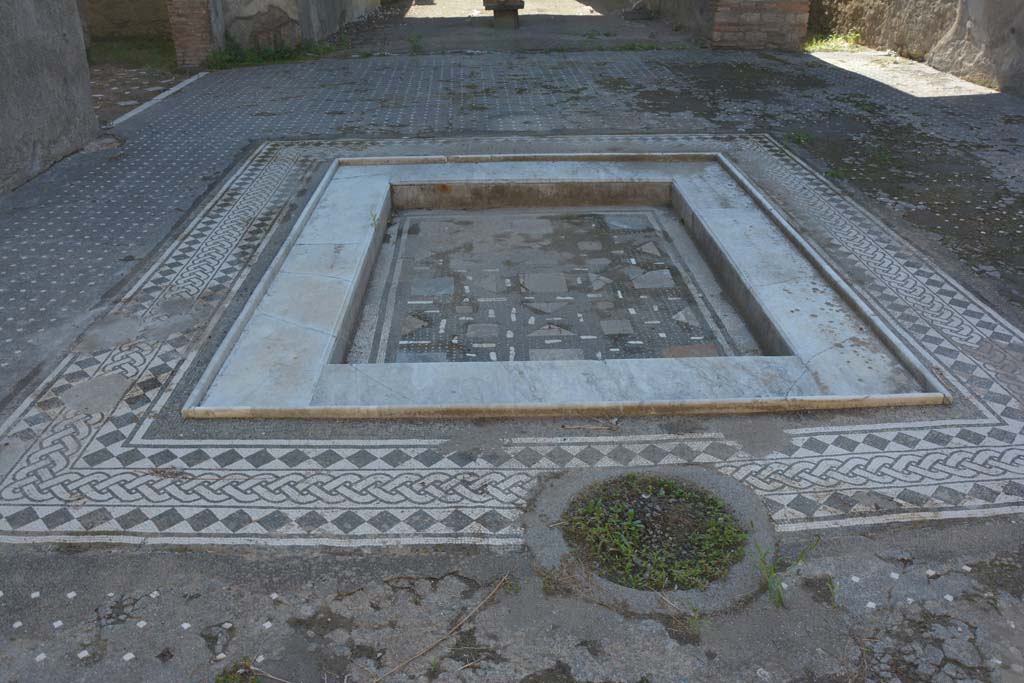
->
(1, 520), (1022, 682)
(85, 37), (191, 127)
(89, 64), (191, 127)
(2, 35), (1024, 683)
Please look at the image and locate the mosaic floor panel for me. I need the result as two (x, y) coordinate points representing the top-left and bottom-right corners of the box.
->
(349, 207), (756, 364)
(1, 134), (1022, 547)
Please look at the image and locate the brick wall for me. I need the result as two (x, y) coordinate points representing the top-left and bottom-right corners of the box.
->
(84, 0), (171, 40)
(712, 0), (810, 50)
(166, 0), (215, 67)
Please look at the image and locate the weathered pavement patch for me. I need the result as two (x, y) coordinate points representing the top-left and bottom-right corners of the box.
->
(1, 518), (1022, 682)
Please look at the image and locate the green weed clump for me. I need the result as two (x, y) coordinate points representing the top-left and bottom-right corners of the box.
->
(803, 31), (862, 52)
(613, 42), (660, 51)
(214, 658), (265, 683)
(562, 474), (747, 591)
(756, 536), (820, 608)
(206, 34), (334, 70)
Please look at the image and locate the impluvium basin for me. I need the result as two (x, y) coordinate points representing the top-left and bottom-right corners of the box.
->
(183, 153), (948, 418)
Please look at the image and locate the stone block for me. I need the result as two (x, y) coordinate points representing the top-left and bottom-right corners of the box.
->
(0, 0), (97, 192)
(222, 0), (302, 50)
(493, 9), (520, 29)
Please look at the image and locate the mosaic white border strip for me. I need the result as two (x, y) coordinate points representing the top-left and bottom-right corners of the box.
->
(109, 72), (208, 128)
(0, 134), (1020, 547)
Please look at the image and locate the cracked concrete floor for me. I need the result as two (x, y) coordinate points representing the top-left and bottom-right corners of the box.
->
(1, 519), (1022, 682)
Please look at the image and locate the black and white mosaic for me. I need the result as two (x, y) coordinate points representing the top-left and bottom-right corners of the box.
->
(348, 207), (754, 364)
(0, 134), (1021, 547)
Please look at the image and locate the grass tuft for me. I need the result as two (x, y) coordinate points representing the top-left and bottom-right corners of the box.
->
(206, 34), (334, 70)
(786, 131), (812, 146)
(755, 543), (785, 607)
(612, 42), (661, 51)
(562, 474), (746, 592)
(803, 31), (862, 52)
(755, 536), (820, 608)
(406, 33), (425, 54)
(214, 658), (265, 683)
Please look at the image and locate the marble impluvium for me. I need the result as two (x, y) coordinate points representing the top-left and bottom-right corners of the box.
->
(184, 153), (946, 418)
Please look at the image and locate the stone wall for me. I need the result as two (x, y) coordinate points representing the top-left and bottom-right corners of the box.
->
(221, 0), (301, 48)
(0, 0), (97, 193)
(810, 0), (1024, 92)
(220, 0), (380, 49)
(302, 0), (379, 38)
(166, 0), (379, 64)
(650, 0), (715, 37)
(657, 0), (810, 50)
(83, 0), (171, 39)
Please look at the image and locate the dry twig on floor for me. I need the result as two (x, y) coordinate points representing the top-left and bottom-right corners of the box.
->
(657, 591), (685, 614)
(370, 573), (509, 682)
(560, 417), (620, 432)
(251, 666), (296, 683)
(458, 658), (484, 671)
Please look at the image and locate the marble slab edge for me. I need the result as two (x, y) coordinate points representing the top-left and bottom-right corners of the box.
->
(183, 392), (946, 419)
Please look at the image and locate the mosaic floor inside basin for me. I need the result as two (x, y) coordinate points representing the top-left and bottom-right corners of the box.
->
(0, 135), (1022, 548)
(347, 207), (759, 364)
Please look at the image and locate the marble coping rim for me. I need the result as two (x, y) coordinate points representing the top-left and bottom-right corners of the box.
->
(182, 153), (950, 419)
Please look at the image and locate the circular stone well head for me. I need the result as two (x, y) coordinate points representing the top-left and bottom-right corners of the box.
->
(524, 466), (775, 615)
(562, 473), (746, 592)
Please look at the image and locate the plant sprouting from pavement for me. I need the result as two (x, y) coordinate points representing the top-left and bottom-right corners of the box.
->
(756, 536), (821, 608)
(803, 31), (861, 52)
(756, 543), (786, 607)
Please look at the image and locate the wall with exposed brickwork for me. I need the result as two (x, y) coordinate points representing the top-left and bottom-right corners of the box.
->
(657, 0), (810, 50)
(83, 0), (171, 40)
(165, 0), (379, 66)
(711, 0), (810, 50)
(166, 0), (224, 67)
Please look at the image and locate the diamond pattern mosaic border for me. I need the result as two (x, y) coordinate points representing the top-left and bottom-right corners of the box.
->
(1, 135), (1021, 547)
